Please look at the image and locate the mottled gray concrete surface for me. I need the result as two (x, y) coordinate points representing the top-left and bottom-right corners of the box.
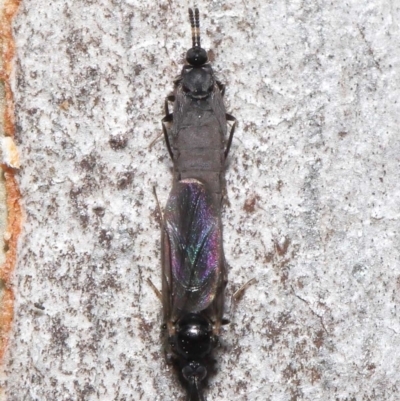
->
(5, 0), (400, 400)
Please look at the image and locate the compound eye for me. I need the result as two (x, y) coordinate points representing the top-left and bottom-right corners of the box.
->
(186, 47), (208, 66)
(182, 362), (207, 382)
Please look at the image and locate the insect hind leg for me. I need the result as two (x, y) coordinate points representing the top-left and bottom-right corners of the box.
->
(224, 278), (257, 323)
(146, 278), (162, 301)
(146, 187), (166, 302)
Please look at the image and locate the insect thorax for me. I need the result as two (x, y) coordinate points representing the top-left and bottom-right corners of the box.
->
(181, 64), (215, 99)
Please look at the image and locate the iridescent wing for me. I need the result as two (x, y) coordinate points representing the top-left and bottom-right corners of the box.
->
(162, 179), (225, 324)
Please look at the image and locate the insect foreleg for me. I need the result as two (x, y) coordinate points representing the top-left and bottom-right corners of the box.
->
(164, 96), (174, 116)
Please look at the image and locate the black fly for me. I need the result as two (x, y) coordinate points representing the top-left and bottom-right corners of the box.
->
(158, 8), (235, 401)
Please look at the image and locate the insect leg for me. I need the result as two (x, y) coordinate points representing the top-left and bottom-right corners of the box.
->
(146, 278), (162, 301)
(166, 94), (175, 105)
(232, 278), (257, 301)
(152, 186), (164, 227)
(148, 133), (163, 150)
(216, 80), (225, 97)
(162, 121), (174, 160)
(224, 113), (237, 159)
(146, 186), (166, 301)
(162, 96), (175, 159)
(224, 278), (257, 322)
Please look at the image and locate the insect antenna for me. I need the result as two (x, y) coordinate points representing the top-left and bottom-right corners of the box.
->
(189, 7), (202, 48)
(186, 7), (207, 65)
(188, 8), (197, 48)
(194, 8), (201, 47)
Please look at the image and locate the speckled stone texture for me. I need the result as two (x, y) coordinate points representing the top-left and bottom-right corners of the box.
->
(5, 1), (400, 400)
